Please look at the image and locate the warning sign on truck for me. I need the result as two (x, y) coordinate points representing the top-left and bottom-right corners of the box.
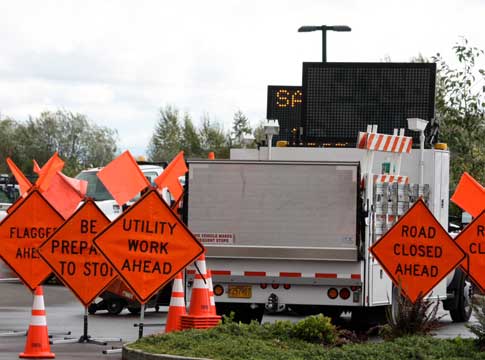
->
(194, 233), (235, 245)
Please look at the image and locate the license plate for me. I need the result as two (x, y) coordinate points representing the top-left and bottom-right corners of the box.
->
(228, 285), (252, 299)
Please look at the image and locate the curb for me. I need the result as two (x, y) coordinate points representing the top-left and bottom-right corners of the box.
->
(122, 343), (212, 360)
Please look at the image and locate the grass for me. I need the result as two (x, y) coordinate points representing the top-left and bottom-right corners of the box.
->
(128, 319), (485, 360)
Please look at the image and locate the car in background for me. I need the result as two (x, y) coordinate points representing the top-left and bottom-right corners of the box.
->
(0, 185), (19, 222)
(75, 163), (169, 220)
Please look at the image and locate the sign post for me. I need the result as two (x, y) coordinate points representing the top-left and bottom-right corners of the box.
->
(370, 199), (465, 303)
(93, 189), (205, 337)
(38, 199), (119, 345)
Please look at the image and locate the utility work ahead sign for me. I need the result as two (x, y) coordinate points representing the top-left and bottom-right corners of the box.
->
(0, 190), (65, 291)
(453, 210), (485, 293)
(93, 189), (205, 303)
(370, 199), (465, 303)
(38, 200), (116, 306)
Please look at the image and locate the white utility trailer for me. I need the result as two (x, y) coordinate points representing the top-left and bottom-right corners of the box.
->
(184, 140), (470, 323)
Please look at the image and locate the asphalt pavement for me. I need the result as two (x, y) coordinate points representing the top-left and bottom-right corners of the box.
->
(0, 281), (478, 360)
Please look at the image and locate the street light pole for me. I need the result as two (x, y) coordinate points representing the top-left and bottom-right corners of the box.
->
(298, 25), (351, 62)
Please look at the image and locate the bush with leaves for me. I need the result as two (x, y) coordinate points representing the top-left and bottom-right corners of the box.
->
(380, 290), (442, 340)
(466, 295), (485, 350)
(290, 314), (337, 345)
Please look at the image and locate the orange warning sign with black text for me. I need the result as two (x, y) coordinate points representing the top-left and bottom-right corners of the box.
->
(38, 200), (116, 306)
(0, 190), (65, 290)
(453, 210), (485, 293)
(370, 199), (465, 303)
(93, 189), (204, 303)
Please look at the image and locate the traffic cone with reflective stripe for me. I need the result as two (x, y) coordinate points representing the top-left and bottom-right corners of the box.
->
(19, 286), (55, 359)
(165, 272), (186, 333)
(207, 269), (217, 315)
(187, 253), (211, 316)
(181, 253), (221, 329)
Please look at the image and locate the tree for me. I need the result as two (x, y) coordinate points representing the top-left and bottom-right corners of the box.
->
(180, 113), (203, 158)
(253, 120), (266, 146)
(231, 110), (252, 147)
(0, 117), (21, 174)
(148, 105), (182, 162)
(199, 114), (230, 158)
(433, 38), (485, 207)
(12, 110), (117, 176)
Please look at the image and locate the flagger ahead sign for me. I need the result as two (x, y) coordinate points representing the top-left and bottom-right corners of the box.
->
(370, 199), (465, 303)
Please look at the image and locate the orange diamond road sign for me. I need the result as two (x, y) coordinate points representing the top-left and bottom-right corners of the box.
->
(0, 190), (65, 291)
(93, 189), (204, 303)
(38, 200), (116, 306)
(370, 199), (465, 303)
(453, 210), (485, 293)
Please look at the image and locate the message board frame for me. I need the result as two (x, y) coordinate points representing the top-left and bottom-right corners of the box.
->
(266, 85), (303, 144)
(301, 62), (436, 146)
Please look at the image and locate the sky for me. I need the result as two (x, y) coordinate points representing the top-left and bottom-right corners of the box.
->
(0, 0), (484, 157)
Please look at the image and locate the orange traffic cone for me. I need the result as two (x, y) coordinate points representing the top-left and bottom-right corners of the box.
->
(187, 253), (212, 316)
(208, 152), (215, 160)
(181, 254), (221, 330)
(165, 272), (186, 333)
(206, 269), (217, 315)
(19, 286), (55, 359)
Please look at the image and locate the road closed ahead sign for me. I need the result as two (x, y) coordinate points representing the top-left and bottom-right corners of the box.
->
(370, 199), (465, 303)
(454, 210), (485, 293)
(38, 200), (116, 306)
(93, 189), (205, 303)
(0, 190), (65, 291)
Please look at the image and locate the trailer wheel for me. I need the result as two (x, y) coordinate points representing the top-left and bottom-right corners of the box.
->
(449, 275), (472, 323)
(127, 306), (141, 315)
(106, 299), (125, 315)
(88, 303), (97, 315)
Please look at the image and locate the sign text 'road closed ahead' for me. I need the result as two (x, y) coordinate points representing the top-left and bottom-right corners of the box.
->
(93, 189), (205, 303)
(0, 190), (65, 291)
(370, 199), (465, 303)
(38, 200), (116, 306)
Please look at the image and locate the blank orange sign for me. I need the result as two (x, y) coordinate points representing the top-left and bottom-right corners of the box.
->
(0, 190), (65, 291)
(370, 199), (465, 303)
(38, 200), (116, 306)
(93, 189), (204, 303)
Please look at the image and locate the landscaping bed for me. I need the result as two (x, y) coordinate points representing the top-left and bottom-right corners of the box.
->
(128, 316), (485, 360)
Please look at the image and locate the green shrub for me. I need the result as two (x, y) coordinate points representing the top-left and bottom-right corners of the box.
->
(466, 295), (485, 350)
(290, 314), (337, 344)
(380, 288), (442, 340)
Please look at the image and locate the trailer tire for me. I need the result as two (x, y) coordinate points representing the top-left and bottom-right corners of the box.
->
(88, 303), (97, 315)
(449, 275), (472, 323)
(106, 299), (125, 315)
(127, 306), (141, 315)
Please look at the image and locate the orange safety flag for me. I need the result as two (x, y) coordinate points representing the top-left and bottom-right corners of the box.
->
(97, 150), (150, 206)
(6, 158), (32, 196)
(42, 171), (87, 219)
(451, 172), (485, 218)
(154, 151), (188, 201)
(33, 159), (41, 174)
(58, 172), (88, 197)
(36, 153), (65, 193)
